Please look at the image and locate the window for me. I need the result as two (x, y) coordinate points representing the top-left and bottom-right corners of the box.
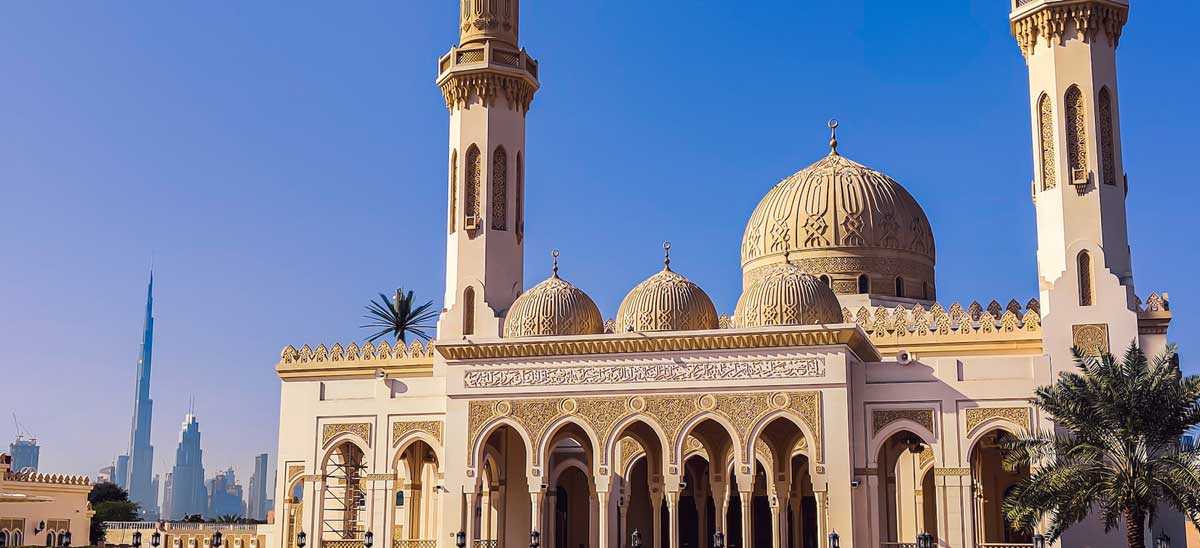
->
(1065, 85), (1088, 183)
(321, 442), (366, 541)
(448, 150), (457, 233)
(464, 145), (481, 230)
(463, 287), (475, 336)
(491, 147), (508, 231)
(819, 274), (831, 287)
(516, 152), (524, 241)
(1098, 87), (1116, 186)
(1078, 251), (1093, 306)
(1038, 93), (1056, 190)
(894, 277), (905, 298)
(857, 274), (870, 294)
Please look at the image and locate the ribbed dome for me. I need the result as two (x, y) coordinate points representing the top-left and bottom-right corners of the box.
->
(504, 271), (604, 338)
(734, 261), (843, 328)
(615, 266), (718, 333)
(741, 149), (936, 299)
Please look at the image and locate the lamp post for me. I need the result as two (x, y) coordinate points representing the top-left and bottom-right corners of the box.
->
(133, 531), (144, 548)
(456, 531), (467, 548)
(631, 529), (642, 548)
(151, 531), (162, 548)
(530, 530), (541, 548)
(1033, 534), (1046, 548)
(711, 531), (724, 548)
(1156, 532), (1171, 548)
(296, 531), (307, 548)
(827, 531), (839, 548)
(211, 531), (223, 548)
(365, 532), (374, 548)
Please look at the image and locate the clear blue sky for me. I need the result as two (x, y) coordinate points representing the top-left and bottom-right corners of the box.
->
(2, 1), (1197, 482)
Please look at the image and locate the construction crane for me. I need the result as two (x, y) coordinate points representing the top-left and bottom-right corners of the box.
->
(11, 412), (36, 442)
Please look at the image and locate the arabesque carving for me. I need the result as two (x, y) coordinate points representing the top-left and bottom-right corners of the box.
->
(463, 357), (825, 388)
(1011, 1), (1128, 57)
(322, 423), (371, 447)
(391, 420), (444, 447)
(1072, 323), (1110, 356)
(279, 340), (434, 367)
(964, 407), (1032, 436)
(871, 408), (936, 437)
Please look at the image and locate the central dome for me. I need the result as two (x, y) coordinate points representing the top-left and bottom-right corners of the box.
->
(740, 148), (936, 299)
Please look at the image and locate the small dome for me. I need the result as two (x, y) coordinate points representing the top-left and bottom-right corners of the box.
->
(740, 127), (935, 299)
(615, 249), (718, 333)
(504, 264), (604, 338)
(734, 261), (843, 328)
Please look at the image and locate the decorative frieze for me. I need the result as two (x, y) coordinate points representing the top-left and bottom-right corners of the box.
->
(391, 420), (444, 447)
(1011, 1), (1129, 57)
(463, 357), (825, 388)
(871, 408), (935, 436)
(964, 407), (1032, 435)
(1072, 323), (1110, 356)
(321, 422), (371, 447)
(934, 467), (971, 477)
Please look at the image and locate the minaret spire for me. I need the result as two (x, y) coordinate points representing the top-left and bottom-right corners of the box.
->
(437, 0), (540, 339)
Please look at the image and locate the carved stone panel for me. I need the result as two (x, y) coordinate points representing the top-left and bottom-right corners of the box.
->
(964, 407), (1032, 436)
(463, 357), (826, 388)
(871, 408), (935, 437)
(321, 422), (371, 447)
(1072, 323), (1110, 356)
(391, 420), (444, 447)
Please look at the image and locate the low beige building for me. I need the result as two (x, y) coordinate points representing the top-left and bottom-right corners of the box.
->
(104, 522), (267, 548)
(0, 453), (92, 546)
(268, 1), (1182, 548)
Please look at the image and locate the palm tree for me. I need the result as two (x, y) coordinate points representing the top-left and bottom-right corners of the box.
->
(361, 288), (437, 343)
(1001, 344), (1200, 547)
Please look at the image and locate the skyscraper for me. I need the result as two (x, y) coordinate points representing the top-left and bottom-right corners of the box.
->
(167, 413), (206, 520)
(114, 454), (129, 489)
(207, 467), (245, 518)
(124, 272), (158, 518)
(247, 453), (270, 522)
(8, 438), (39, 472)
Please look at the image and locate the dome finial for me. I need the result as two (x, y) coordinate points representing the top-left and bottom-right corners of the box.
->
(551, 249), (560, 278)
(663, 241), (672, 271)
(827, 119), (840, 155)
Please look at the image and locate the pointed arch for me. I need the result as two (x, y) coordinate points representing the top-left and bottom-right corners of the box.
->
(1065, 85), (1088, 183)
(449, 149), (458, 233)
(464, 145), (482, 230)
(463, 286), (476, 335)
(1038, 92), (1056, 190)
(537, 415), (601, 470)
(1099, 86), (1116, 186)
(894, 276), (905, 298)
(491, 146), (508, 231)
(1078, 250), (1093, 307)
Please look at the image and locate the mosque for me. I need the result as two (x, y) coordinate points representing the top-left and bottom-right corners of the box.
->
(269, 1), (1180, 547)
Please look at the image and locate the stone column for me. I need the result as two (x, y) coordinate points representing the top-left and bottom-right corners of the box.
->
(709, 481), (729, 537)
(812, 490), (827, 544)
(769, 495), (781, 548)
(650, 491), (664, 548)
(545, 491), (557, 548)
(596, 490), (610, 548)
(933, 471), (971, 548)
(466, 491), (479, 546)
(665, 490), (680, 548)
(737, 489), (752, 548)
(497, 486), (508, 548)
(694, 491), (708, 547)
(530, 490), (546, 544)
(789, 497), (802, 548)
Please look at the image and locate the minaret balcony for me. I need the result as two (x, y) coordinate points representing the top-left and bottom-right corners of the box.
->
(437, 40), (539, 85)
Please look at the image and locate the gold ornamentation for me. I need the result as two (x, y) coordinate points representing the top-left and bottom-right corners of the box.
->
(364, 473), (396, 481)
(278, 340), (434, 367)
(871, 409), (935, 436)
(440, 72), (537, 113)
(463, 357), (826, 388)
(1065, 85), (1089, 186)
(503, 271), (604, 338)
(614, 266), (719, 333)
(965, 407), (1031, 435)
(286, 465), (304, 482)
(1098, 87), (1116, 186)
(919, 446), (934, 468)
(391, 420), (444, 447)
(1072, 323), (1110, 356)
(934, 467), (971, 477)
(1038, 93), (1056, 190)
(465, 145), (482, 231)
(1011, 1), (1128, 57)
(491, 147), (507, 230)
(322, 422), (371, 447)
(449, 150), (457, 233)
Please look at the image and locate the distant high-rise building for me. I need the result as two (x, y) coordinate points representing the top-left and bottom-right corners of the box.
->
(98, 465), (116, 484)
(166, 414), (206, 520)
(161, 472), (175, 520)
(124, 272), (159, 518)
(207, 467), (245, 519)
(247, 453), (270, 521)
(8, 438), (39, 472)
(114, 454), (130, 489)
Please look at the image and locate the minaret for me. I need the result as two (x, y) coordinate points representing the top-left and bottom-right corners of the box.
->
(436, 0), (539, 339)
(125, 271), (158, 517)
(1010, 0), (1143, 369)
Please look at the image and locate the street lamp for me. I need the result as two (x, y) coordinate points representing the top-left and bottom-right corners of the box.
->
(59, 532), (71, 547)
(631, 529), (642, 548)
(151, 531), (162, 548)
(530, 530), (541, 548)
(296, 531), (307, 548)
(711, 531), (724, 548)
(456, 531), (466, 548)
(1033, 534), (1046, 548)
(133, 531), (144, 548)
(364, 532), (374, 548)
(211, 531), (223, 548)
(827, 531), (839, 548)
(916, 533), (931, 548)
(1156, 532), (1171, 548)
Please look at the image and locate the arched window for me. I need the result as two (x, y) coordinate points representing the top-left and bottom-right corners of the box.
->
(0, 531), (8, 548)
(1078, 251), (1093, 306)
(448, 150), (457, 233)
(463, 287), (475, 336)
(491, 147), (508, 231)
(321, 442), (366, 542)
(1038, 93), (1056, 190)
(516, 152), (524, 241)
(819, 274), (831, 287)
(1065, 85), (1088, 183)
(464, 145), (482, 230)
(1098, 87), (1116, 186)
(46, 532), (54, 547)
(895, 277), (905, 298)
(857, 274), (870, 294)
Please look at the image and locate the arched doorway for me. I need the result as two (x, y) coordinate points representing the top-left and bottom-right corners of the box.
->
(393, 439), (441, 548)
(970, 429), (1031, 545)
(876, 431), (937, 545)
(321, 441), (368, 545)
(610, 418), (667, 548)
(541, 422), (598, 548)
(284, 476), (305, 548)
(474, 424), (532, 548)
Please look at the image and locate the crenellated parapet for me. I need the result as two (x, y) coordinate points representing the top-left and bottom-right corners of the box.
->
(5, 470), (91, 486)
(841, 299), (1044, 357)
(1010, 0), (1129, 57)
(1136, 292), (1172, 335)
(276, 340), (436, 379)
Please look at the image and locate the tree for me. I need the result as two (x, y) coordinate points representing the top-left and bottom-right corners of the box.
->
(1002, 344), (1200, 547)
(361, 288), (437, 343)
(88, 482), (139, 544)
